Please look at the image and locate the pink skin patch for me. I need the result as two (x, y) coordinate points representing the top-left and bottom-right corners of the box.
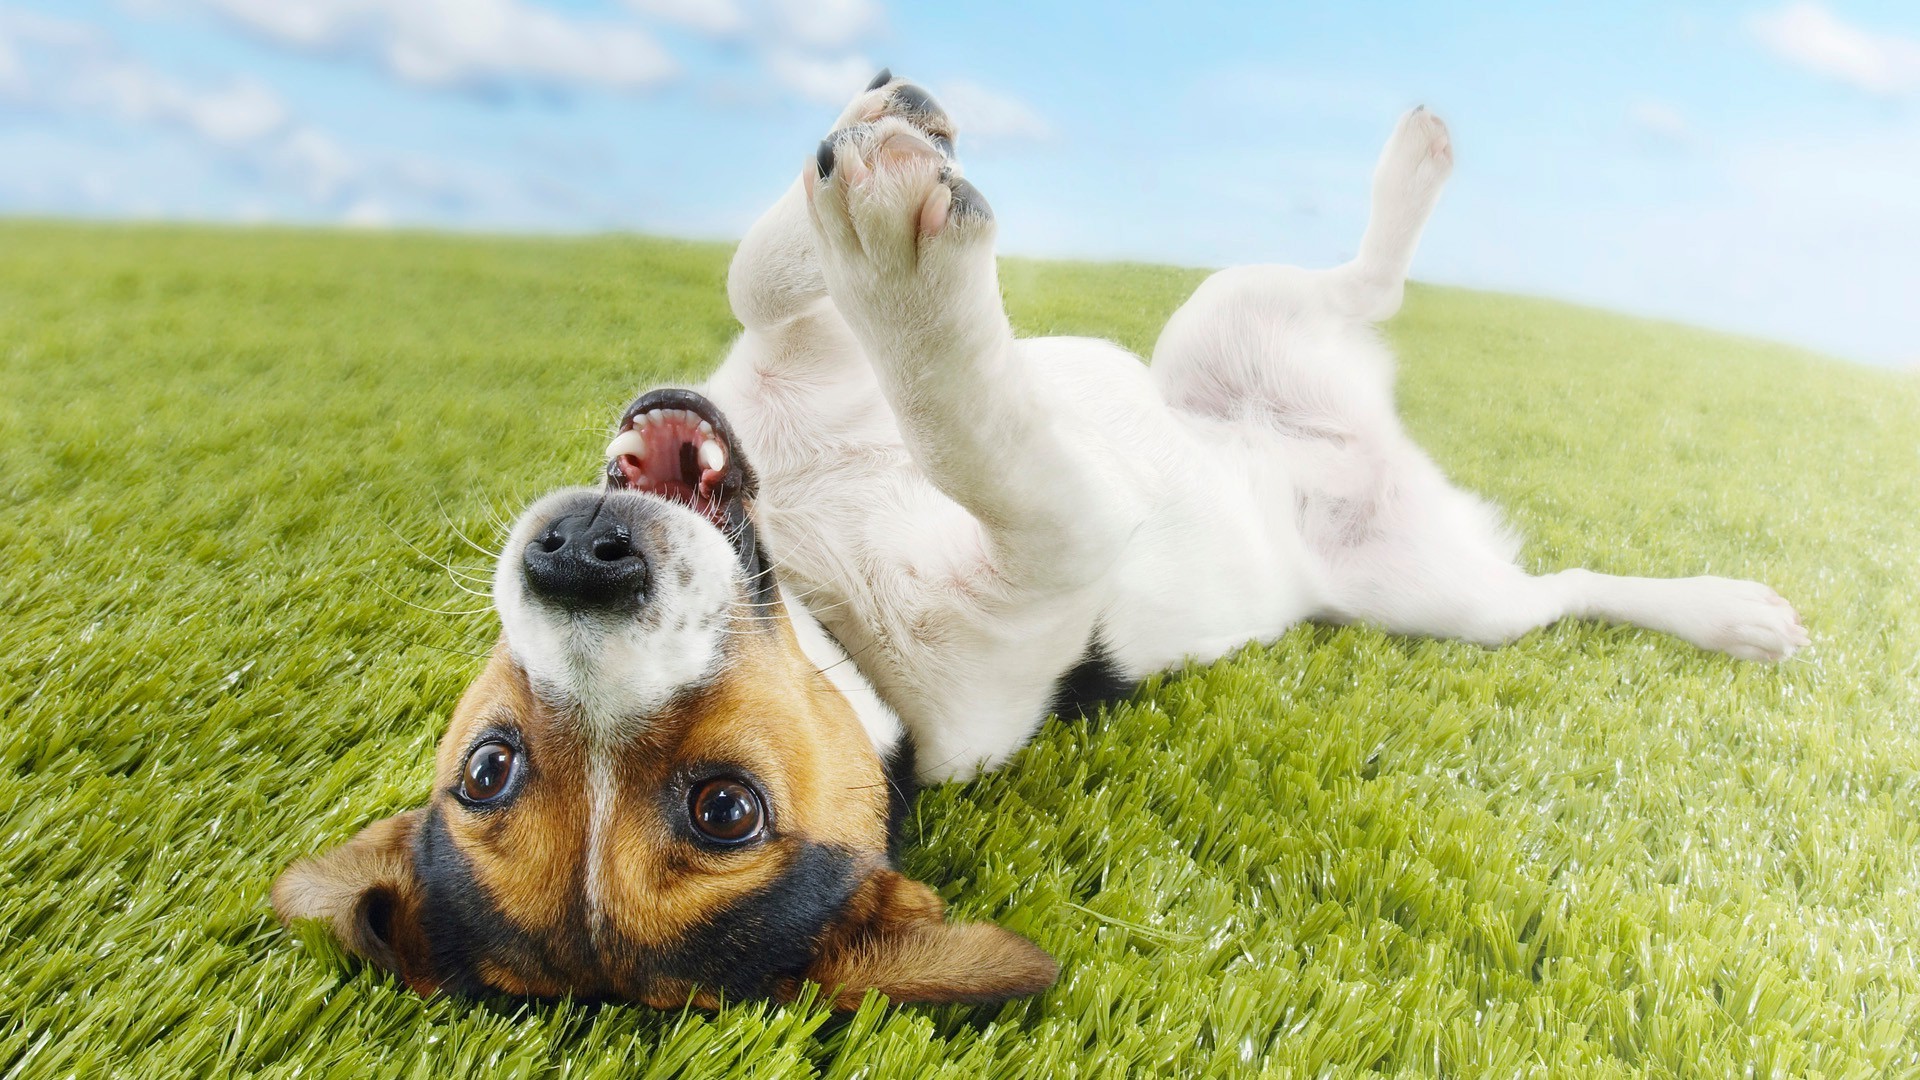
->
(917, 184), (951, 238)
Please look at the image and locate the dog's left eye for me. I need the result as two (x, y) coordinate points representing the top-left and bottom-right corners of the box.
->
(689, 778), (763, 844)
(461, 741), (517, 803)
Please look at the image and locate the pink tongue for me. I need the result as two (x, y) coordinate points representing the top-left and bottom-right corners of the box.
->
(616, 455), (647, 487)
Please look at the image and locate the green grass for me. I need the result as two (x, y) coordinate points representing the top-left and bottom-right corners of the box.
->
(3, 220), (1918, 1079)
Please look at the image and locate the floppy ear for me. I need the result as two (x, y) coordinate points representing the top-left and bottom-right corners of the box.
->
(271, 808), (439, 994)
(801, 870), (1058, 1009)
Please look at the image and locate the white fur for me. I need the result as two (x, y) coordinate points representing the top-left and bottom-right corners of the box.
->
(494, 487), (741, 738)
(505, 83), (1807, 784)
(782, 582), (905, 756)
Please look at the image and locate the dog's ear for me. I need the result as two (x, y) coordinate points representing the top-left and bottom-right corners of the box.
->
(801, 869), (1057, 1008)
(271, 808), (439, 994)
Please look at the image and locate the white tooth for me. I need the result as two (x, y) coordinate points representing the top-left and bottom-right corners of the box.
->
(699, 439), (726, 472)
(698, 420), (714, 436)
(605, 429), (646, 460)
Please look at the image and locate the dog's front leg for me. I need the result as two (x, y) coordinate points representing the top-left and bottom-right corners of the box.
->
(805, 121), (1126, 588)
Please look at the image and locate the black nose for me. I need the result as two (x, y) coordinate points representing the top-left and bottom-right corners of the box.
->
(522, 508), (647, 607)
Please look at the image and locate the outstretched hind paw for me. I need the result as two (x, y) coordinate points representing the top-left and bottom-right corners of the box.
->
(1379, 106), (1453, 195)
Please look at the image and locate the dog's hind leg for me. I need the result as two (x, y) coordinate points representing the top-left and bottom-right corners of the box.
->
(1148, 107), (1451, 424)
(1324, 106), (1453, 323)
(1318, 453), (1808, 661)
(1343, 553), (1810, 662)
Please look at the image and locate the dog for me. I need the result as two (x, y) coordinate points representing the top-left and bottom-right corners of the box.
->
(273, 71), (1807, 1010)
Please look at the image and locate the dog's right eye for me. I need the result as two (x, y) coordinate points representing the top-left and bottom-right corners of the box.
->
(461, 741), (517, 803)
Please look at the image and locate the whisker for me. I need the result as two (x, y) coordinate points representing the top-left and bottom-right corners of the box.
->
(375, 524), (497, 607)
(436, 497), (506, 561)
(375, 585), (492, 618)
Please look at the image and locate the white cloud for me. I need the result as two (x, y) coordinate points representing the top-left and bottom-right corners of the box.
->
(756, 56), (1053, 144)
(1, 10), (290, 144)
(0, 11), (580, 225)
(341, 197), (394, 228)
(0, 35), (19, 93)
(623, 0), (745, 37)
(765, 48), (874, 105)
(1749, 2), (1920, 97)
(764, 0), (879, 50)
(0, 8), (105, 48)
(101, 70), (289, 144)
(938, 79), (1052, 142)
(187, 0), (676, 92)
(1629, 100), (1690, 143)
(276, 126), (360, 202)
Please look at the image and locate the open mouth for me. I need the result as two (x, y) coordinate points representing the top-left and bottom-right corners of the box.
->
(603, 389), (750, 535)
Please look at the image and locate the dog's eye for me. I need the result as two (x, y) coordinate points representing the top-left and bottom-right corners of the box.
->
(689, 778), (763, 844)
(461, 741), (517, 803)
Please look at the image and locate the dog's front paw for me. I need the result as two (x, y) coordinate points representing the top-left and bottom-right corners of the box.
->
(1675, 577), (1810, 662)
(807, 116), (994, 285)
(829, 72), (957, 161)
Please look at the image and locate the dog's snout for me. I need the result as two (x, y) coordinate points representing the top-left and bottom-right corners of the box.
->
(523, 508), (648, 607)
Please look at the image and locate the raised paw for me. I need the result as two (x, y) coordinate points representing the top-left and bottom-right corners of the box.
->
(802, 112), (1007, 379)
(829, 70), (957, 162)
(808, 116), (993, 274)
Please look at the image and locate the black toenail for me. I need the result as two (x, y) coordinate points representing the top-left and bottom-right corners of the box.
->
(866, 68), (892, 91)
(931, 134), (955, 159)
(948, 177), (991, 223)
(890, 84), (941, 117)
(816, 138), (835, 180)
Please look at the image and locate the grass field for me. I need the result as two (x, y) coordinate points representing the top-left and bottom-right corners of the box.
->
(2, 220), (1918, 1078)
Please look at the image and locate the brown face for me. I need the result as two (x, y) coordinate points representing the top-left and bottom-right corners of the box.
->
(272, 390), (1056, 1008)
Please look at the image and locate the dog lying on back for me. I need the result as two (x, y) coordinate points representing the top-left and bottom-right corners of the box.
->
(273, 72), (1805, 1008)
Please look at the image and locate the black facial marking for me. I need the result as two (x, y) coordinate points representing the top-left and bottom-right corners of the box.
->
(731, 502), (779, 611)
(653, 843), (859, 999)
(412, 804), (596, 994)
(880, 736), (921, 860)
(865, 67), (892, 91)
(1048, 632), (1134, 721)
(410, 805), (863, 1003)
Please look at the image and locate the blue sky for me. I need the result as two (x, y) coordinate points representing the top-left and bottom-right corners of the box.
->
(2, 1), (1916, 365)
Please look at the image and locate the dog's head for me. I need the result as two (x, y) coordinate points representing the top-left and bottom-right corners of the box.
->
(273, 389), (1056, 1009)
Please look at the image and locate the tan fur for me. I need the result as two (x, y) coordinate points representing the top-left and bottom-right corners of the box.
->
(270, 808), (439, 994)
(274, 528), (1057, 1006)
(800, 870), (1059, 1008)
